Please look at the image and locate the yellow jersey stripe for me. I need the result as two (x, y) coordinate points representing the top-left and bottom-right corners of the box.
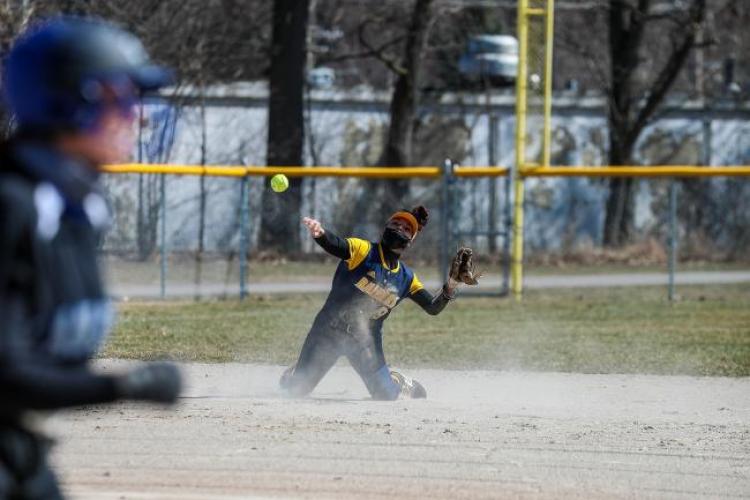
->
(409, 274), (424, 295)
(346, 237), (371, 270)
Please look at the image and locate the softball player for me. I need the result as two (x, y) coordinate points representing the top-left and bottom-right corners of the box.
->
(281, 206), (479, 400)
(0, 18), (181, 499)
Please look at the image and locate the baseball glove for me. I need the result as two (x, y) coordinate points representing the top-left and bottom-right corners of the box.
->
(448, 247), (481, 285)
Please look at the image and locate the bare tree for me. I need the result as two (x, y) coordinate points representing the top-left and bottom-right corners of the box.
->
(377, 0), (437, 170)
(600, 0), (706, 246)
(0, 0), (37, 134)
(351, 0), (438, 217)
(260, 0), (310, 254)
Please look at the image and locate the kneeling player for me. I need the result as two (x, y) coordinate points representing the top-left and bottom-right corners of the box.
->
(281, 206), (480, 400)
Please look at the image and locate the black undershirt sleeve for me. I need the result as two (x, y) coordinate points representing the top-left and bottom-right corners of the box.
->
(410, 287), (451, 316)
(0, 355), (119, 410)
(0, 303), (120, 411)
(314, 230), (351, 260)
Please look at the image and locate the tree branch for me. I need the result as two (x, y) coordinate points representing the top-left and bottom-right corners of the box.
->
(628, 0), (706, 141)
(556, 31), (610, 93)
(358, 17), (407, 75)
(316, 33), (406, 64)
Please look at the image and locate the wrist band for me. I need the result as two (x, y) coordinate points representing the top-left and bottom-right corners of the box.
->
(441, 284), (456, 300)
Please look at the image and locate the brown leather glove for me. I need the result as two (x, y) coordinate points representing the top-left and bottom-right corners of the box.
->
(445, 247), (481, 297)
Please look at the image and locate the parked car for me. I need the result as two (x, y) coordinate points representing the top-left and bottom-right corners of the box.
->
(458, 35), (518, 87)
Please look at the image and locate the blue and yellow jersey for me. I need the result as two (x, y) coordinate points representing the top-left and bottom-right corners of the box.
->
(318, 237), (424, 328)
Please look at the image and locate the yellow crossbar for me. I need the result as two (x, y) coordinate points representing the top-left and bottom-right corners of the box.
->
(454, 166), (510, 177)
(521, 166), (750, 177)
(103, 164), (248, 176)
(102, 164), (512, 178)
(103, 164), (441, 178)
(102, 163), (750, 178)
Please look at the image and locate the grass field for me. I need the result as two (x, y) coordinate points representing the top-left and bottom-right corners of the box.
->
(105, 283), (750, 376)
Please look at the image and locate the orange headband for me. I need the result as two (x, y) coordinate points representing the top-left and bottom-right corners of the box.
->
(388, 211), (420, 238)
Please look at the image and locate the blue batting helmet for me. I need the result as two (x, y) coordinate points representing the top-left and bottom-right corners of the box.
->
(3, 17), (173, 132)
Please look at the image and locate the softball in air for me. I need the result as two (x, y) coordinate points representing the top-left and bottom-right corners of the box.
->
(270, 174), (289, 193)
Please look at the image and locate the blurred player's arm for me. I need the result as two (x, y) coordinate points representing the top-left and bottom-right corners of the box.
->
(0, 343), (119, 409)
(0, 199), (180, 409)
(0, 309), (181, 409)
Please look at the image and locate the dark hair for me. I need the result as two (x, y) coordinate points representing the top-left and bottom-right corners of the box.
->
(410, 205), (429, 230)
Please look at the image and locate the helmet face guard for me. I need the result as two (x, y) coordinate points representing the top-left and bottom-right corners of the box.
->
(4, 17), (173, 132)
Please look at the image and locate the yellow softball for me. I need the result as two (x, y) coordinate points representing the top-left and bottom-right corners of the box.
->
(270, 174), (289, 193)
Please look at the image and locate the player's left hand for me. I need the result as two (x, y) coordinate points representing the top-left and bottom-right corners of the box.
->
(448, 247), (481, 290)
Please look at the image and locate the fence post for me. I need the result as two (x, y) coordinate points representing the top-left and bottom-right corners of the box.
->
(502, 160), (512, 296)
(239, 175), (249, 300)
(668, 178), (678, 301)
(488, 115), (498, 255)
(440, 158), (454, 283)
(159, 174), (167, 299)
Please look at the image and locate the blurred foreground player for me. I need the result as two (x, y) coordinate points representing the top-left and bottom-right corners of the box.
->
(280, 206), (480, 400)
(0, 18), (181, 499)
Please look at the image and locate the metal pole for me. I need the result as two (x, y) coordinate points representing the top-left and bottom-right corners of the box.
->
(542, 0), (555, 167)
(160, 174), (167, 299)
(239, 175), (249, 299)
(511, 0), (530, 300)
(667, 179), (677, 302)
(502, 121), (512, 296)
(137, 100), (143, 163)
(702, 116), (712, 166)
(440, 159), (453, 283)
(511, 166), (525, 299)
(488, 115), (498, 255)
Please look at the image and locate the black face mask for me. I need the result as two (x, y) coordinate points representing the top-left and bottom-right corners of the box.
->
(381, 227), (411, 252)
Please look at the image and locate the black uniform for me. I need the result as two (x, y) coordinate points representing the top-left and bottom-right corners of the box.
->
(0, 16), (181, 499)
(0, 139), (122, 499)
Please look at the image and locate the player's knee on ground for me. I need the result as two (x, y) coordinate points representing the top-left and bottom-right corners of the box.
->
(365, 365), (401, 401)
(279, 364), (315, 397)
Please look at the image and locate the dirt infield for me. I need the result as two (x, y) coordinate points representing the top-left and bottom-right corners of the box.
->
(49, 361), (750, 499)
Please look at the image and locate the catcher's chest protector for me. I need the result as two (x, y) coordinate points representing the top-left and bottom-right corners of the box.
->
(325, 239), (417, 322)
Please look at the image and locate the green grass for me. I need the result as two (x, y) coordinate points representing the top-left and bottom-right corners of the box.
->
(105, 283), (750, 376)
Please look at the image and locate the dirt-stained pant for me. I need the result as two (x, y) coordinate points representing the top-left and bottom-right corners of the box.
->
(0, 425), (64, 500)
(282, 315), (400, 400)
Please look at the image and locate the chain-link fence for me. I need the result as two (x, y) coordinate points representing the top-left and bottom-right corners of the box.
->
(98, 92), (750, 299)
